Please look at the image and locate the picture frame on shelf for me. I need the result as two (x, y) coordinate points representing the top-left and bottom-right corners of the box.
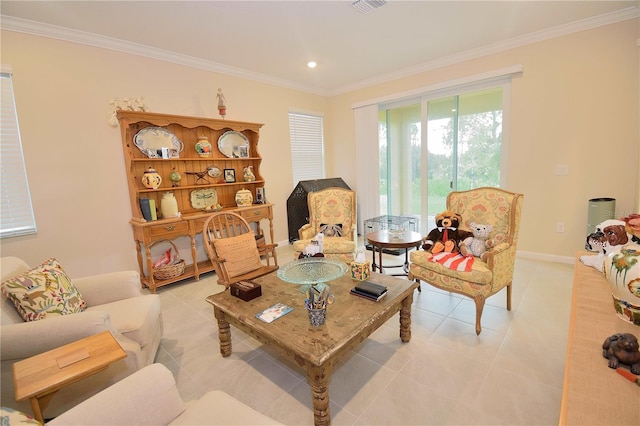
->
(256, 187), (265, 204)
(237, 145), (249, 158)
(224, 168), (236, 183)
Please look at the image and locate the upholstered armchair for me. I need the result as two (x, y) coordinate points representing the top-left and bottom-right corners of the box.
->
(292, 187), (357, 263)
(1, 256), (163, 417)
(408, 187), (524, 335)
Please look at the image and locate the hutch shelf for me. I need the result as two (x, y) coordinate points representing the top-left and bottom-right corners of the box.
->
(117, 110), (274, 292)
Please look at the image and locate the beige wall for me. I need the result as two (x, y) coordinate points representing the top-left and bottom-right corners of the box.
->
(1, 18), (638, 276)
(328, 19), (639, 261)
(0, 31), (327, 276)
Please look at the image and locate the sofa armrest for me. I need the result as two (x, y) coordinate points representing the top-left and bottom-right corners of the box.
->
(74, 270), (142, 306)
(298, 224), (315, 240)
(1, 310), (134, 361)
(48, 364), (186, 426)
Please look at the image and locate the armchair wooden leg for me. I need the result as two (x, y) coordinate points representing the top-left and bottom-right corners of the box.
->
(408, 273), (421, 292)
(474, 295), (486, 335)
(506, 283), (512, 311)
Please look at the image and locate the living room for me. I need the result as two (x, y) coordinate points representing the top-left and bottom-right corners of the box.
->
(1, 1), (639, 424)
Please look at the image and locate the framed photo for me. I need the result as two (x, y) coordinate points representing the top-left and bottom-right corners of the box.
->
(224, 168), (236, 183)
(237, 145), (249, 158)
(255, 187), (266, 204)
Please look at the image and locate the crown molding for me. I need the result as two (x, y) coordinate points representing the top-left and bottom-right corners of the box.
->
(328, 6), (639, 96)
(0, 15), (330, 96)
(2, 6), (638, 98)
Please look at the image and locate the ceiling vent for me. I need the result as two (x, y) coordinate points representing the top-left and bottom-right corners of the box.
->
(351, 0), (387, 15)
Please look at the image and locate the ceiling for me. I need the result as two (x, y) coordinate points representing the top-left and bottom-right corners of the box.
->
(1, 1), (638, 95)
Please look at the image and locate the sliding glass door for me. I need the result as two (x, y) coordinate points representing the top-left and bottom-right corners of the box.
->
(379, 87), (504, 232)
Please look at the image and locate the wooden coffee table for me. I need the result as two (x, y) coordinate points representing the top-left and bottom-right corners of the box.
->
(206, 270), (418, 426)
(366, 230), (423, 275)
(12, 331), (126, 423)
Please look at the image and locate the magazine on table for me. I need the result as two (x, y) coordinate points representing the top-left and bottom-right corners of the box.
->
(256, 303), (294, 323)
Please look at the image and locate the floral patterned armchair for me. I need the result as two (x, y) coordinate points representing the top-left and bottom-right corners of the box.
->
(292, 187), (357, 263)
(409, 187), (524, 335)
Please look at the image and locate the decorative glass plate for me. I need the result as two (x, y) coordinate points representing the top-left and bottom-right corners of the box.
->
(134, 127), (184, 158)
(190, 188), (218, 209)
(218, 131), (249, 158)
(277, 258), (347, 287)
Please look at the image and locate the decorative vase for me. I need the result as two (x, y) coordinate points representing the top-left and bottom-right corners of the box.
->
(160, 192), (180, 218)
(168, 169), (182, 187)
(195, 136), (212, 157)
(604, 242), (640, 326)
(141, 167), (162, 189)
(243, 166), (256, 182)
(235, 188), (253, 207)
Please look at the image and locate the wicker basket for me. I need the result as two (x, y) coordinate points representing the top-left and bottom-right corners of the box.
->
(151, 240), (185, 280)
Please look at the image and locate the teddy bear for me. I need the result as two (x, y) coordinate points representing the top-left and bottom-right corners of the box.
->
(422, 211), (473, 254)
(459, 222), (494, 262)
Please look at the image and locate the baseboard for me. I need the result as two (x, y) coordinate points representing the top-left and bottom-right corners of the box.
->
(517, 250), (574, 265)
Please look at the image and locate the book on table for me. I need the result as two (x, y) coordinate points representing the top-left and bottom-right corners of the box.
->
(350, 281), (388, 302)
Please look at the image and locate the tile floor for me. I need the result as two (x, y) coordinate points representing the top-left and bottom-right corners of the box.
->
(152, 242), (574, 425)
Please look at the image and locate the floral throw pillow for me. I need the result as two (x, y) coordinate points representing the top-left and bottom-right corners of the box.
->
(1, 258), (87, 322)
(320, 223), (343, 237)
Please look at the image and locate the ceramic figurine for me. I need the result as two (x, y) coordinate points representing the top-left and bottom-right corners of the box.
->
(217, 88), (227, 118)
(243, 166), (256, 182)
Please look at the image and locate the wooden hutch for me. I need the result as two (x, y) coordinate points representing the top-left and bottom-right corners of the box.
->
(117, 111), (274, 292)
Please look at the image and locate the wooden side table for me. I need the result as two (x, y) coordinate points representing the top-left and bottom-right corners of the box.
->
(366, 230), (423, 276)
(12, 331), (126, 423)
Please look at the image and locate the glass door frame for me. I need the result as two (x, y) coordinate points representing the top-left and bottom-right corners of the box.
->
(380, 79), (512, 234)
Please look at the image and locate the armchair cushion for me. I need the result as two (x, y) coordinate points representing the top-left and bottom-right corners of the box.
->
(410, 251), (492, 283)
(212, 232), (263, 278)
(1, 258), (86, 321)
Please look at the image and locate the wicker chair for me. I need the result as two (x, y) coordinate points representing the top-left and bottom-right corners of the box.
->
(292, 187), (357, 263)
(203, 212), (278, 289)
(408, 187), (524, 335)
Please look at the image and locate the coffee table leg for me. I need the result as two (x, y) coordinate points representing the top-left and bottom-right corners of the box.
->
(214, 308), (232, 357)
(399, 292), (414, 343)
(307, 364), (330, 426)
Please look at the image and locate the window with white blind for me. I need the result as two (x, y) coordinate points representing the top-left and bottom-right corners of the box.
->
(289, 111), (325, 185)
(1, 71), (37, 238)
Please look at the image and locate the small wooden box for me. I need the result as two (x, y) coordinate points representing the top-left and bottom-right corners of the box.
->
(230, 281), (262, 301)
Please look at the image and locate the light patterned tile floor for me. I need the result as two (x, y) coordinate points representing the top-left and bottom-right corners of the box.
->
(150, 241), (574, 425)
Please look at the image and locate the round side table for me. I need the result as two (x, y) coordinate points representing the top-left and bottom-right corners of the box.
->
(365, 230), (423, 276)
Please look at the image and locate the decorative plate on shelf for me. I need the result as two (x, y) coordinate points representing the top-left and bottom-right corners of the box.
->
(190, 188), (218, 209)
(207, 166), (222, 178)
(134, 127), (184, 158)
(218, 131), (249, 158)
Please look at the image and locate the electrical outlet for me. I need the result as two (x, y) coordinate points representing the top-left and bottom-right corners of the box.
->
(556, 222), (565, 233)
(555, 164), (569, 175)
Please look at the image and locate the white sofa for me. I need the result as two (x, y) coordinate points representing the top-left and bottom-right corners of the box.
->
(1, 256), (163, 418)
(48, 363), (282, 425)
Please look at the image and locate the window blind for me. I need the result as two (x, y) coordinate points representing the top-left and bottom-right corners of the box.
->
(1, 72), (37, 238)
(289, 111), (325, 185)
